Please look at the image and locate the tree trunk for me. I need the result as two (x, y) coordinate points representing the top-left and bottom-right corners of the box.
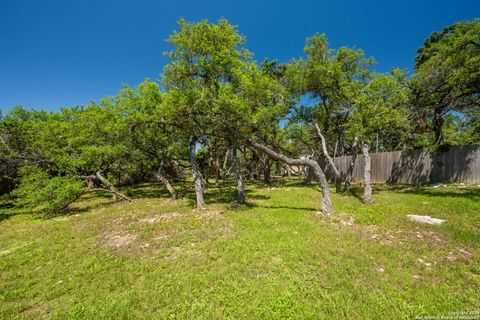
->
(232, 146), (245, 204)
(86, 179), (95, 190)
(258, 154), (271, 184)
(96, 171), (117, 201)
(189, 137), (206, 209)
(334, 176), (342, 194)
(248, 151), (258, 180)
(94, 171), (132, 202)
(305, 166), (315, 183)
(249, 141), (333, 214)
(264, 159), (271, 184)
(433, 109), (445, 146)
(286, 165), (292, 179)
(344, 137), (359, 192)
(221, 149), (230, 179)
(361, 143), (373, 204)
(154, 169), (176, 200)
(337, 128), (344, 156)
(314, 122), (342, 193)
(213, 156), (222, 182)
(204, 170), (210, 186)
(161, 176), (177, 200)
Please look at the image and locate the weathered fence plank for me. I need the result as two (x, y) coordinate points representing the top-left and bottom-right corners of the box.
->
(324, 145), (480, 184)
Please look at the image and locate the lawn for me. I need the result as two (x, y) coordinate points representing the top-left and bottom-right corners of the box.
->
(1, 179), (479, 319)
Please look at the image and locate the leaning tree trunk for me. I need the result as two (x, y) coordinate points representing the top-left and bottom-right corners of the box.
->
(362, 143), (373, 204)
(154, 166), (177, 200)
(232, 146), (245, 204)
(221, 149), (230, 180)
(344, 137), (359, 192)
(82, 171), (132, 202)
(249, 141), (333, 214)
(189, 137), (206, 209)
(96, 171), (118, 201)
(314, 122), (342, 193)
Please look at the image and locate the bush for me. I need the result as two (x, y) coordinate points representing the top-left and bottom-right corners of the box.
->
(12, 166), (85, 213)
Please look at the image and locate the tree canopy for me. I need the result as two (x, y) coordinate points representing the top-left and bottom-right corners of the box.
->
(1, 18), (478, 214)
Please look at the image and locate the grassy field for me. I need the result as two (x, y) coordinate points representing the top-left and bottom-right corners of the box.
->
(1, 179), (479, 319)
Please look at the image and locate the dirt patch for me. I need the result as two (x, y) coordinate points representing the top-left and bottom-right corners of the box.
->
(105, 233), (138, 248)
(360, 226), (448, 248)
(100, 211), (183, 238)
(315, 211), (449, 250)
(445, 247), (472, 263)
(165, 244), (203, 261)
(138, 212), (182, 224)
(195, 210), (222, 218)
(99, 208), (234, 257)
(99, 215), (149, 252)
(315, 212), (354, 227)
(213, 217), (235, 238)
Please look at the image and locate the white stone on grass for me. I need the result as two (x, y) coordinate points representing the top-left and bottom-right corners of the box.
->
(407, 214), (445, 225)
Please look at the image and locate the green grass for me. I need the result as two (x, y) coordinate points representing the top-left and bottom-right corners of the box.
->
(1, 179), (479, 319)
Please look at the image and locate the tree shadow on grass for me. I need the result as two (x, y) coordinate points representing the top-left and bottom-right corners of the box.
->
(218, 177), (309, 190)
(184, 186), (271, 207)
(122, 182), (180, 199)
(0, 191), (130, 222)
(342, 187), (364, 203)
(336, 185), (387, 204)
(0, 201), (15, 222)
(401, 187), (480, 202)
(26, 198), (121, 220)
(201, 180), (319, 212)
(0, 182), (192, 222)
(0, 212), (12, 222)
(251, 204), (318, 212)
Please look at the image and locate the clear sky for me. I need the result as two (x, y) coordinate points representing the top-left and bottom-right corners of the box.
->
(0, 0), (478, 113)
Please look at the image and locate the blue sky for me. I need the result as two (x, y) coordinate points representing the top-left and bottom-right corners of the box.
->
(0, 0), (478, 113)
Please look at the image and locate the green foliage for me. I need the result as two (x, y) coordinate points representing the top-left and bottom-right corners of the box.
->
(412, 19), (480, 146)
(12, 166), (84, 213)
(162, 18), (251, 138)
(284, 32), (410, 153)
(347, 72), (410, 144)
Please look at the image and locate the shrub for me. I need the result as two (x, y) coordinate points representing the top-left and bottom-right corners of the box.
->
(12, 166), (84, 213)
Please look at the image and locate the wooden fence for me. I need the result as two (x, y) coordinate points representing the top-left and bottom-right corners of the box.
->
(322, 145), (480, 184)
